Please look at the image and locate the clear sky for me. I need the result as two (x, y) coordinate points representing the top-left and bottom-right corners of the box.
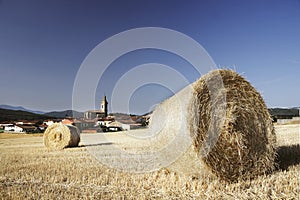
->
(0, 0), (299, 114)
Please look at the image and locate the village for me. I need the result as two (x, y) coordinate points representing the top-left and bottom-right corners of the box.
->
(0, 96), (151, 134)
(1, 97), (299, 134)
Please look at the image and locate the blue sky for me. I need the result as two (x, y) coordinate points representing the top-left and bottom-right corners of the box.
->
(0, 0), (299, 114)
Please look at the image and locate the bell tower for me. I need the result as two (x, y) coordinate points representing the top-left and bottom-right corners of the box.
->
(100, 95), (108, 117)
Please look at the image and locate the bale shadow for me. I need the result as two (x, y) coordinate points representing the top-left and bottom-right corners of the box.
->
(275, 144), (300, 171)
(80, 142), (114, 147)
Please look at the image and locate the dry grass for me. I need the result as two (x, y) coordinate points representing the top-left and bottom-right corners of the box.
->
(285, 120), (300, 125)
(0, 124), (299, 199)
(0, 133), (44, 139)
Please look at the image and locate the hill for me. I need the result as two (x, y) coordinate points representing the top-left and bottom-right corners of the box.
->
(0, 104), (45, 114)
(45, 110), (84, 118)
(0, 108), (54, 122)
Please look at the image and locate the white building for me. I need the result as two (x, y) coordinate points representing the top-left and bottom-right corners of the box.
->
(3, 124), (37, 133)
(108, 121), (130, 131)
(4, 124), (23, 132)
(43, 120), (54, 126)
(97, 118), (114, 127)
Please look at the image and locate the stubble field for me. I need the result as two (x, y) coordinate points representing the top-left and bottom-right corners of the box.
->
(0, 124), (299, 199)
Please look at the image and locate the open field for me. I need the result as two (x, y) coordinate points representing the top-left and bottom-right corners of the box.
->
(0, 124), (299, 199)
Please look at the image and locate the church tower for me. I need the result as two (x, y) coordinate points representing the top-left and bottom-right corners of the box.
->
(100, 95), (108, 117)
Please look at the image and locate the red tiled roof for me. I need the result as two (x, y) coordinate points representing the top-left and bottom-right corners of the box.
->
(61, 119), (74, 125)
(15, 125), (37, 129)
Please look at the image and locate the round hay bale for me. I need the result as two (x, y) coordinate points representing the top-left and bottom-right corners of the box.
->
(188, 69), (277, 181)
(149, 69), (276, 182)
(43, 123), (80, 150)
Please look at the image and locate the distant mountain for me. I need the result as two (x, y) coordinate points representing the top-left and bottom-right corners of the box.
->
(45, 110), (84, 118)
(291, 107), (300, 110)
(0, 108), (54, 122)
(0, 104), (45, 114)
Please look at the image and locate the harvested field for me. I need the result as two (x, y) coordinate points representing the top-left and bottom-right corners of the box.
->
(0, 124), (299, 199)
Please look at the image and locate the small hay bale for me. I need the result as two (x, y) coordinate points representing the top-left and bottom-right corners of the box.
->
(43, 123), (80, 150)
(188, 69), (277, 181)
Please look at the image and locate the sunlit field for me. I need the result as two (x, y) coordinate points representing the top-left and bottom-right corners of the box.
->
(0, 124), (299, 199)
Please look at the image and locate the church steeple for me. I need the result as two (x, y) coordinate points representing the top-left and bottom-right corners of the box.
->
(100, 95), (108, 117)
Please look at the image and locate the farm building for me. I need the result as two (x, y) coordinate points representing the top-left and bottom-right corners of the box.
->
(3, 124), (18, 132)
(43, 119), (60, 126)
(73, 119), (97, 131)
(97, 117), (115, 127)
(3, 124), (37, 133)
(61, 118), (75, 125)
(268, 108), (300, 122)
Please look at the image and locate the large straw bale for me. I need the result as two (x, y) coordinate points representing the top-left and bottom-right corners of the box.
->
(149, 69), (276, 182)
(188, 69), (276, 181)
(43, 123), (80, 150)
